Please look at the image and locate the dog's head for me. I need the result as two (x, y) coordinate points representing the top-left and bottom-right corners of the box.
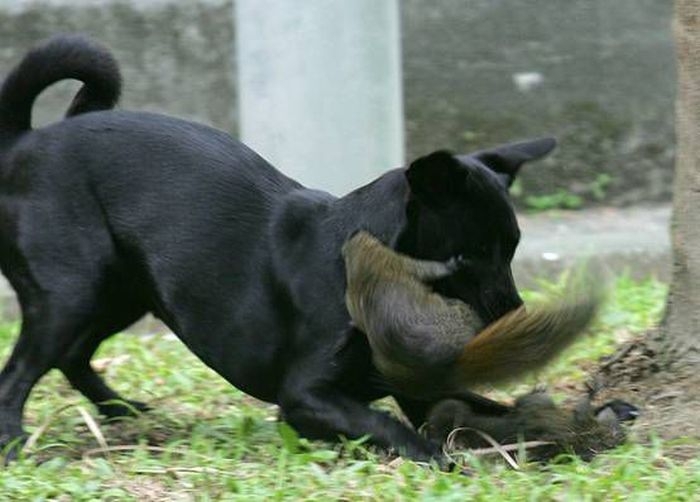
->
(396, 137), (556, 324)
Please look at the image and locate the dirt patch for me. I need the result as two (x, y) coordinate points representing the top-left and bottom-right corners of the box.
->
(105, 477), (178, 502)
(585, 333), (700, 461)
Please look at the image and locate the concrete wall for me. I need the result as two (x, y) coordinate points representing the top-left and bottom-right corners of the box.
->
(402, 0), (676, 207)
(0, 0), (676, 206)
(236, 0), (403, 195)
(0, 0), (236, 133)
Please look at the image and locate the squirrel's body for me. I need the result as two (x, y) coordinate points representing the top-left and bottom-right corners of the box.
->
(426, 392), (635, 461)
(342, 231), (602, 398)
(343, 231), (483, 386)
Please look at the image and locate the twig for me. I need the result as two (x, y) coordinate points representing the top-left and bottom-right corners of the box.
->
(468, 440), (554, 456)
(25, 401), (82, 450)
(132, 466), (230, 477)
(82, 444), (214, 463)
(445, 427), (556, 468)
(76, 406), (109, 452)
(649, 390), (684, 402)
(599, 341), (635, 371)
(446, 427), (521, 469)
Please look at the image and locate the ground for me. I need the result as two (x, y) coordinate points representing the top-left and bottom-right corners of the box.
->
(594, 335), (700, 462)
(0, 274), (698, 500)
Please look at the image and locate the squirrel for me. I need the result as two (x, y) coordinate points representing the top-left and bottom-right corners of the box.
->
(425, 390), (638, 462)
(341, 231), (604, 399)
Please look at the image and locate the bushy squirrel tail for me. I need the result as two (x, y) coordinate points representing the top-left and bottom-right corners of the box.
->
(0, 34), (121, 136)
(449, 269), (604, 391)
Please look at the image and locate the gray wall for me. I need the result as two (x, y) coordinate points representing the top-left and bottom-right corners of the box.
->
(0, 0), (236, 132)
(402, 0), (676, 207)
(0, 0), (676, 206)
(236, 0), (404, 195)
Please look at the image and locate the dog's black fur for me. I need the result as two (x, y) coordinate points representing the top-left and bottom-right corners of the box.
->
(0, 35), (556, 462)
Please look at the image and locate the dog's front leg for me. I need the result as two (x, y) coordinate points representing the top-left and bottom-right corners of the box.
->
(279, 368), (442, 463)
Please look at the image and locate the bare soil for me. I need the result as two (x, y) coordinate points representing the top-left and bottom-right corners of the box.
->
(589, 333), (700, 461)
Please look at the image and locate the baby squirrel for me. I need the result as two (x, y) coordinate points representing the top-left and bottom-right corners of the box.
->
(342, 231), (603, 399)
(425, 391), (638, 462)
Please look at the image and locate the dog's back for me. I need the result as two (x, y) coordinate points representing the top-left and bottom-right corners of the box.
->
(0, 35), (301, 423)
(0, 35), (562, 466)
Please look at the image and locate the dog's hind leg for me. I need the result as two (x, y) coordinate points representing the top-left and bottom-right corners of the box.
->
(0, 293), (102, 459)
(58, 305), (149, 419)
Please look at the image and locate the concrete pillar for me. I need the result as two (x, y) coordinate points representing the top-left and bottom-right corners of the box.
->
(235, 0), (404, 195)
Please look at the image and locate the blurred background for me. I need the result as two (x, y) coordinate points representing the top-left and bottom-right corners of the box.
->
(0, 0), (675, 304)
(0, 4), (692, 496)
(0, 0), (674, 203)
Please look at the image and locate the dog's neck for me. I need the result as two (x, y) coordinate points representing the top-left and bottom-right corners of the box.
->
(328, 168), (409, 249)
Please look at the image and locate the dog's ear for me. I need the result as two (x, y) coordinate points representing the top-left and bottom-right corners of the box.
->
(466, 137), (557, 188)
(405, 150), (465, 206)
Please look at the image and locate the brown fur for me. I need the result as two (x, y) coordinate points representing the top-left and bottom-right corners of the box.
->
(342, 231), (603, 398)
(426, 392), (627, 462)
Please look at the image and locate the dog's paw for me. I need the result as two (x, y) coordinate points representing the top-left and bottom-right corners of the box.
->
(0, 427), (27, 465)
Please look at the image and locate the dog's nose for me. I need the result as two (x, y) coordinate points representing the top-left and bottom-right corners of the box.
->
(481, 272), (523, 323)
(502, 291), (524, 313)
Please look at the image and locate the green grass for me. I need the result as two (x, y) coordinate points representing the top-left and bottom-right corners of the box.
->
(525, 190), (584, 211)
(0, 274), (698, 500)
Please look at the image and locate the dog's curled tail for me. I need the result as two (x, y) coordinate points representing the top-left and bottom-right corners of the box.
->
(449, 269), (604, 391)
(0, 34), (121, 135)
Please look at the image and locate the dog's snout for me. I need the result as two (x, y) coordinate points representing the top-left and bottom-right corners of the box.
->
(479, 268), (522, 323)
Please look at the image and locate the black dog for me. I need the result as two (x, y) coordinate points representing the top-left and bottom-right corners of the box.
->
(0, 35), (556, 462)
